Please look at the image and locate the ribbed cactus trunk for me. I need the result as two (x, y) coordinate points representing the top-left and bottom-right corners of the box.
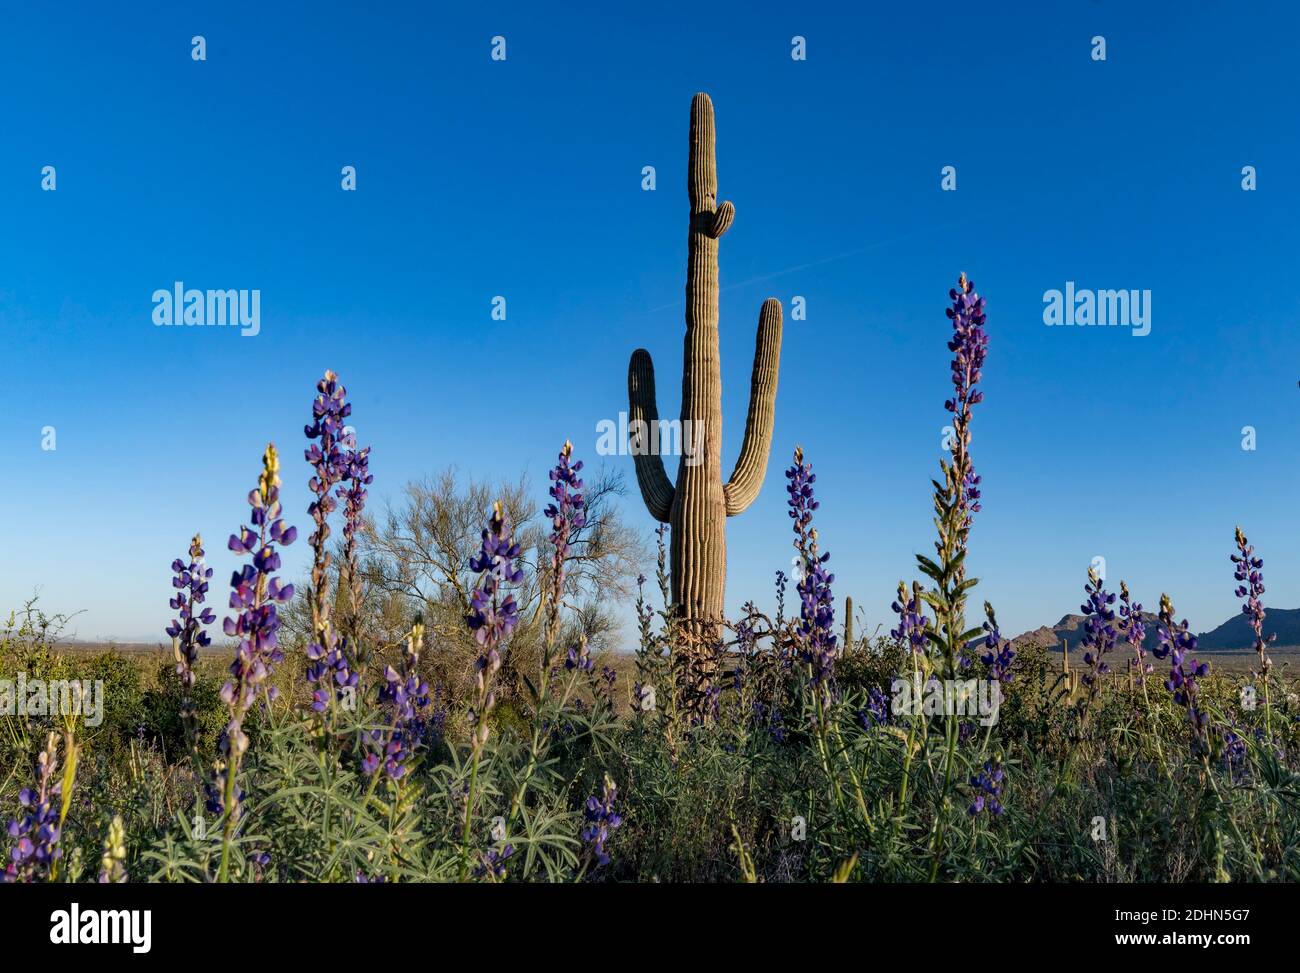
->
(675, 92), (728, 629)
(627, 93), (783, 686)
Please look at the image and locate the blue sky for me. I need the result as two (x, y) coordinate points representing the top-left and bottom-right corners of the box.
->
(3, 2), (1299, 644)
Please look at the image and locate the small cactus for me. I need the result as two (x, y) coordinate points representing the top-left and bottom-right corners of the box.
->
(627, 93), (783, 642)
(843, 596), (855, 651)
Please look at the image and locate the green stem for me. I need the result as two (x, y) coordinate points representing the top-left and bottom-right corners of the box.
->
(928, 708), (960, 881)
(458, 749), (483, 882)
(217, 753), (239, 882)
(895, 653), (923, 815)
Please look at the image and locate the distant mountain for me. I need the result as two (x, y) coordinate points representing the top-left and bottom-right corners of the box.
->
(62, 635), (165, 648)
(1012, 611), (1162, 656)
(1197, 607), (1300, 650)
(1012, 606), (1300, 654)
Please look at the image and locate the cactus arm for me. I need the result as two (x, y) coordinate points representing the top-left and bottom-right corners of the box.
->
(724, 298), (783, 516)
(628, 348), (675, 523)
(707, 201), (734, 239)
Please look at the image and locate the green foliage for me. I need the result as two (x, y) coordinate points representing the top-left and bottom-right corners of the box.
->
(4, 592), (1300, 883)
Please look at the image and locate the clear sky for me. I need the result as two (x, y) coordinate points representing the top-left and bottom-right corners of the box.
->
(3, 2), (1299, 644)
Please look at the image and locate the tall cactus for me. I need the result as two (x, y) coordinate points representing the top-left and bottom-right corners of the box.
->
(627, 92), (783, 637)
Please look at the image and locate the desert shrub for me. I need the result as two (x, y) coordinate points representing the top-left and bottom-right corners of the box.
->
(139, 658), (227, 761)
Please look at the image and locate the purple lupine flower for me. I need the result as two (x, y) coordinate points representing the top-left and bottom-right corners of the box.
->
(1220, 724), (1247, 781)
(731, 607), (757, 682)
(467, 503), (525, 646)
(732, 608), (761, 695)
(968, 757), (1005, 816)
(473, 844), (515, 880)
(581, 774), (623, 868)
(167, 533), (215, 690)
(1079, 567), (1117, 690)
(544, 441), (586, 625)
(786, 446), (837, 691)
(735, 611), (759, 655)
(364, 619), (433, 780)
(465, 502), (525, 747)
(980, 601), (1015, 683)
(754, 700), (788, 742)
(653, 522), (670, 600)
(1153, 593), (1210, 747)
(599, 665), (617, 696)
(2, 733), (64, 883)
(209, 444), (296, 820)
(565, 640), (594, 672)
(304, 369), (352, 535)
(786, 447), (818, 540)
(917, 274), (990, 690)
(631, 681), (652, 715)
(890, 581), (929, 655)
(774, 570), (788, 626)
(305, 642), (359, 713)
(336, 440), (373, 641)
(303, 370), (357, 712)
(701, 683), (721, 723)
(633, 575), (656, 661)
(1232, 527), (1276, 675)
(337, 445), (372, 570)
(1118, 581), (1152, 689)
(944, 274), (988, 531)
(961, 468), (982, 518)
(858, 685), (890, 729)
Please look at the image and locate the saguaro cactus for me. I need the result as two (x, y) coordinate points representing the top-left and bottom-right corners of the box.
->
(627, 92), (783, 636)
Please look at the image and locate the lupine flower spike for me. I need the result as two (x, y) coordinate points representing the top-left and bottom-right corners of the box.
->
(942, 273), (987, 541)
(2, 732), (66, 883)
(304, 369), (358, 712)
(466, 501), (525, 742)
(474, 844), (515, 881)
(890, 581), (929, 656)
(97, 815), (127, 883)
(1153, 593), (1210, 750)
(981, 602), (1014, 683)
(167, 533), (215, 756)
(582, 774), (623, 868)
(336, 438), (373, 660)
(460, 500), (524, 880)
(786, 446), (837, 695)
(1232, 527), (1276, 738)
(1080, 566), (1117, 698)
(1118, 581), (1151, 690)
(366, 618), (433, 780)
(916, 275), (989, 881)
(213, 444), (296, 878)
(167, 533), (215, 691)
(544, 441), (586, 635)
(968, 756), (1005, 816)
(918, 275), (988, 686)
